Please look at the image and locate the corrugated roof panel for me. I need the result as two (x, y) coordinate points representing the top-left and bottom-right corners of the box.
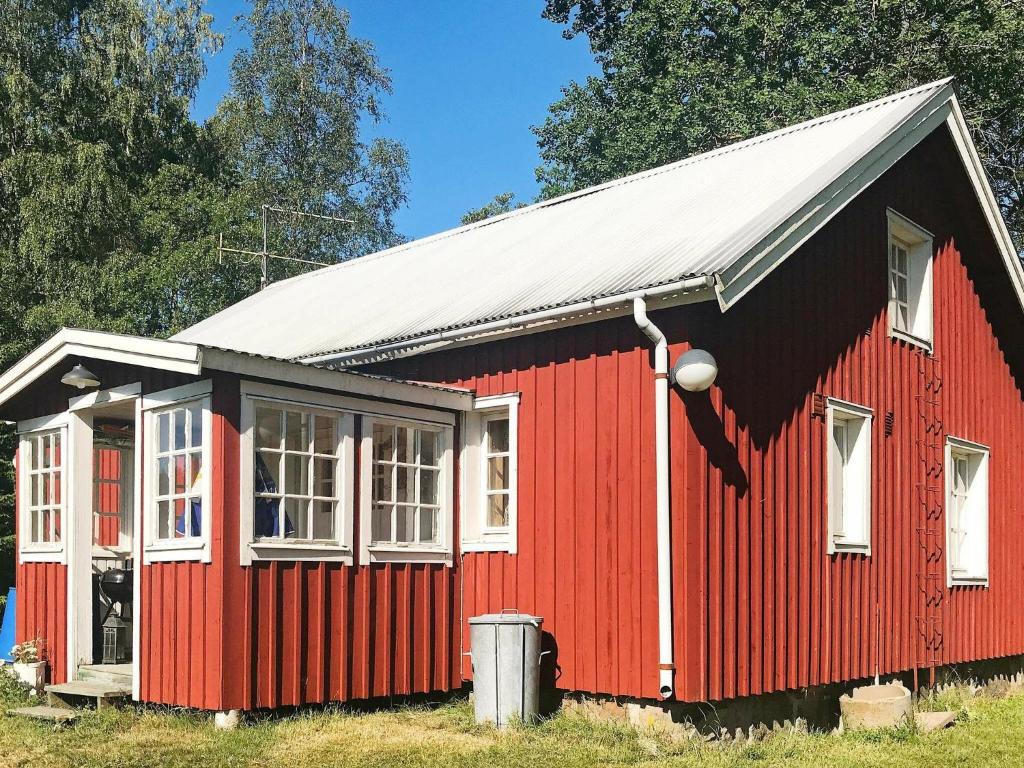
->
(174, 80), (952, 360)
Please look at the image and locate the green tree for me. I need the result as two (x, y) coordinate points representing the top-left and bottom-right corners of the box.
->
(536, 1), (1024, 245)
(460, 192), (527, 225)
(214, 0), (408, 279)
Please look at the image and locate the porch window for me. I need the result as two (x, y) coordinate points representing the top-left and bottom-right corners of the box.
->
(826, 398), (872, 555)
(18, 424), (67, 561)
(946, 437), (989, 586)
(461, 393), (519, 553)
(239, 382), (355, 565)
(887, 209), (933, 350)
(361, 416), (454, 563)
(142, 381), (212, 563)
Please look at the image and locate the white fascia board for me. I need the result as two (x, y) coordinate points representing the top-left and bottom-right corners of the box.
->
(0, 329), (202, 408)
(200, 347), (474, 412)
(716, 85), (956, 310)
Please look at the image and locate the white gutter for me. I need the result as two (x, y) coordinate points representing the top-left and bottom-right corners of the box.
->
(632, 296), (675, 699)
(301, 274), (716, 366)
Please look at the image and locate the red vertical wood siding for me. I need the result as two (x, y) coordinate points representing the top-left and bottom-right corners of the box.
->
(375, 126), (1024, 703)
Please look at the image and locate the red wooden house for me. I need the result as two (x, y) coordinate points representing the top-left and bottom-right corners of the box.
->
(4, 79), (1024, 714)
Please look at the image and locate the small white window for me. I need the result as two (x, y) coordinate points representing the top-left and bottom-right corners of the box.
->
(18, 419), (68, 562)
(360, 415), (454, 564)
(826, 398), (872, 554)
(142, 381), (212, 563)
(887, 209), (933, 350)
(462, 394), (519, 553)
(946, 437), (989, 586)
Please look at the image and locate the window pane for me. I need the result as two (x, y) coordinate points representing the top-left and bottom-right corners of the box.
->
(188, 402), (203, 448)
(487, 494), (508, 528)
(395, 505), (414, 543)
(29, 437), (40, 470)
(153, 500), (168, 539)
(313, 457), (336, 498)
(29, 509), (40, 543)
(52, 471), (61, 505)
(285, 498), (307, 539)
(897, 247), (908, 274)
(419, 507), (437, 543)
(314, 416), (336, 454)
(395, 426), (411, 464)
(285, 411), (307, 451)
(174, 498), (187, 538)
(896, 275), (908, 303)
(284, 454), (309, 496)
(42, 473), (52, 506)
(41, 435), (52, 469)
(190, 497), (202, 538)
(156, 412), (169, 453)
(312, 500), (334, 540)
(52, 509), (61, 542)
(256, 408), (282, 450)
(419, 430), (438, 466)
(174, 409), (186, 450)
(372, 463), (392, 502)
(189, 452), (203, 492)
(420, 468), (438, 505)
(371, 504), (392, 542)
(488, 456), (509, 492)
(486, 419), (509, 454)
(31, 474), (39, 507)
(373, 424), (394, 462)
(174, 454), (187, 494)
(396, 466), (414, 504)
(256, 452), (281, 494)
(41, 509), (52, 543)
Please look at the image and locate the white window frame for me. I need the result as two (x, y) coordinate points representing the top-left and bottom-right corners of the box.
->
(826, 398), (872, 555)
(359, 408), (455, 565)
(945, 436), (989, 587)
(461, 393), (519, 553)
(17, 412), (70, 564)
(141, 380), (213, 564)
(887, 209), (934, 351)
(239, 381), (356, 565)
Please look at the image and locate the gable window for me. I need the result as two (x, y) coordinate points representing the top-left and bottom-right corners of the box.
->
(887, 209), (934, 350)
(461, 393), (519, 553)
(826, 398), (872, 554)
(946, 437), (989, 586)
(142, 381), (212, 563)
(239, 382), (355, 565)
(360, 413), (454, 564)
(18, 418), (68, 562)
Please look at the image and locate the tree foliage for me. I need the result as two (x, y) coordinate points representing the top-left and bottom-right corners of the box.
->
(0, 0), (408, 598)
(460, 192), (527, 225)
(536, 0), (1024, 246)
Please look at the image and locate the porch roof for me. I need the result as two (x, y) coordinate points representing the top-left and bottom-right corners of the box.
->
(0, 328), (474, 421)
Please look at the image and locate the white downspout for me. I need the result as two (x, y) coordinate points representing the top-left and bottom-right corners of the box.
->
(632, 297), (674, 699)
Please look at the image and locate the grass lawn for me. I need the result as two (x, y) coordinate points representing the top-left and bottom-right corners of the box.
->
(2, 678), (1024, 767)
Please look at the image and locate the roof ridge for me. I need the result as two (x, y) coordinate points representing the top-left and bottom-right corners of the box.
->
(257, 78), (953, 295)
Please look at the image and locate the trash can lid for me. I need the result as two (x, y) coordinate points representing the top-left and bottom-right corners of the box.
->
(469, 610), (543, 626)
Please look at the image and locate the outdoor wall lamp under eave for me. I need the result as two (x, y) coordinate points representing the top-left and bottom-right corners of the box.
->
(670, 349), (718, 392)
(60, 362), (100, 390)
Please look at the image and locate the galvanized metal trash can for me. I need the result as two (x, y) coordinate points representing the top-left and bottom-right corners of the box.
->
(468, 610), (544, 727)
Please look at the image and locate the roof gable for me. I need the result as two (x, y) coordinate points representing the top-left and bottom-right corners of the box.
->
(173, 79), (1023, 364)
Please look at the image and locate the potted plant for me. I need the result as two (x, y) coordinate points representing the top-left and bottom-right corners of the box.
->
(10, 638), (46, 695)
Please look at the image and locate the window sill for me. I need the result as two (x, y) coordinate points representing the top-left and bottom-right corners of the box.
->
(143, 540), (210, 564)
(949, 575), (989, 588)
(829, 541), (871, 556)
(19, 547), (65, 564)
(366, 545), (452, 565)
(889, 327), (933, 353)
(244, 541), (353, 565)
(462, 537), (516, 554)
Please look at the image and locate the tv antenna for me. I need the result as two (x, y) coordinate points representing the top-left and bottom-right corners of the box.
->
(218, 204), (354, 289)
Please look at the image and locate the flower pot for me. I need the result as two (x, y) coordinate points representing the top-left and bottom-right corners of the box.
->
(11, 661), (46, 695)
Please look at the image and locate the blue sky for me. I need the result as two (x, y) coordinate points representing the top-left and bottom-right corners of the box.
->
(194, 1), (597, 240)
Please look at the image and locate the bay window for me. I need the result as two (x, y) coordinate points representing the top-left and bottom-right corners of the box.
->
(461, 393), (519, 553)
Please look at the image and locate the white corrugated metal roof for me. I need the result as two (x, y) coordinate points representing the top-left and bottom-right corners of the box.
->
(176, 79), (1015, 362)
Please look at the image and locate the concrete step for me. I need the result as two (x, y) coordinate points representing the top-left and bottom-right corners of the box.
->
(917, 710), (957, 733)
(77, 663), (132, 687)
(8, 705), (80, 724)
(45, 680), (131, 710)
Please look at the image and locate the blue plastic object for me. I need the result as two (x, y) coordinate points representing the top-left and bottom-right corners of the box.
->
(0, 587), (16, 662)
